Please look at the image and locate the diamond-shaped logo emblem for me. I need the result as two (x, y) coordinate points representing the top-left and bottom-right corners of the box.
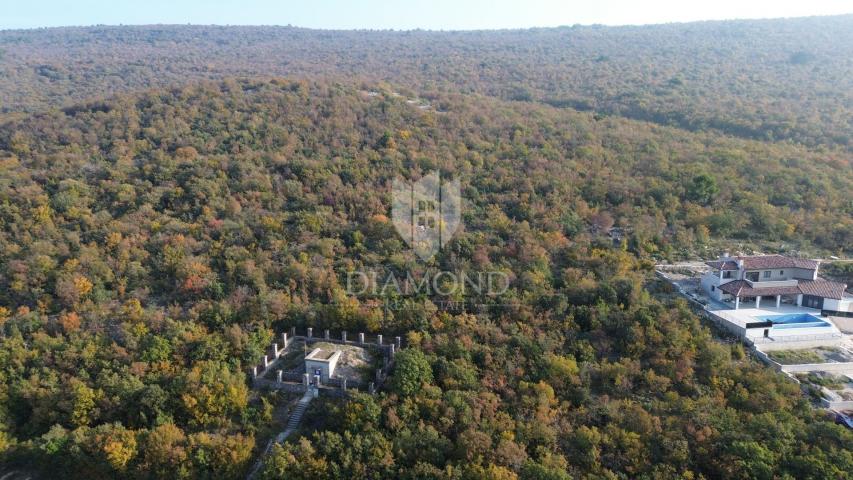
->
(392, 171), (461, 261)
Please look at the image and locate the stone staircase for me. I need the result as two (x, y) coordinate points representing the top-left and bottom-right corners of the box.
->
(247, 387), (314, 480)
(279, 388), (314, 440)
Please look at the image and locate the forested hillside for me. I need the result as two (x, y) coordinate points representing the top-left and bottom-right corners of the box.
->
(0, 79), (850, 479)
(1, 16), (853, 149)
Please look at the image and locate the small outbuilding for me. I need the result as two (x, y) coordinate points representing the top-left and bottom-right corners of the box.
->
(305, 347), (342, 383)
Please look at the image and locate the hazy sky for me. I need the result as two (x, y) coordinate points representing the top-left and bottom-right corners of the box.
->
(2, 0), (851, 30)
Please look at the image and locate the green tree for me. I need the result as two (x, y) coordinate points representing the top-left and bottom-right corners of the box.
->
(180, 361), (248, 427)
(687, 173), (719, 205)
(390, 349), (433, 396)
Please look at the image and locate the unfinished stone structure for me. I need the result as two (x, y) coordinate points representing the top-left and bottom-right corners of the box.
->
(249, 328), (402, 396)
(304, 346), (342, 383)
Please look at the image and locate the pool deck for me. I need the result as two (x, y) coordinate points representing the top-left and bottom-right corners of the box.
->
(656, 267), (847, 350)
(708, 304), (842, 341)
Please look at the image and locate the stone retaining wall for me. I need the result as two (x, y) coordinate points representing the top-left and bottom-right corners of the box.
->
(822, 399), (853, 410)
(753, 348), (853, 374)
(780, 362), (853, 374)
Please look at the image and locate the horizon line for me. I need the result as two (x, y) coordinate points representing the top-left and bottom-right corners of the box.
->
(2, 12), (852, 34)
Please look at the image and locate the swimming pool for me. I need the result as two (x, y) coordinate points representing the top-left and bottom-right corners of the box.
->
(755, 313), (831, 329)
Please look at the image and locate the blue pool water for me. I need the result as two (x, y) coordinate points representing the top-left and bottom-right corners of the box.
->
(755, 313), (830, 329)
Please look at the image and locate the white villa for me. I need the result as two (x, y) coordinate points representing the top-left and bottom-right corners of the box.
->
(701, 254), (852, 315)
(698, 254), (850, 349)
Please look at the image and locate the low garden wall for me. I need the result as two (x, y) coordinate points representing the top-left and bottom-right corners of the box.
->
(780, 362), (853, 374)
(822, 399), (853, 410)
(753, 348), (853, 374)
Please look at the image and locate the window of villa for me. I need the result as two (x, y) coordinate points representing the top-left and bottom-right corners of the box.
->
(723, 271), (732, 278)
(711, 286), (715, 291)
(763, 271), (771, 278)
(779, 270), (784, 275)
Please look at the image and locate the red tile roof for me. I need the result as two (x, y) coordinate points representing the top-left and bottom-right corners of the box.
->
(717, 279), (848, 300)
(706, 255), (818, 271)
(718, 280), (802, 297)
(706, 260), (739, 270)
(740, 255), (818, 270)
(798, 280), (848, 300)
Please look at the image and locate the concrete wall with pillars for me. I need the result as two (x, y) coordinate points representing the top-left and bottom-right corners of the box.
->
(256, 374), (368, 392)
(251, 328), (404, 393)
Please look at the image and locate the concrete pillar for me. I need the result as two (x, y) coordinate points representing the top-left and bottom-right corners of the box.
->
(377, 334), (383, 345)
(277, 370), (283, 383)
(263, 355), (269, 368)
(290, 326), (296, 337)
(797, 294), (803, 307)
(395, 336), (402, 349)
(325, 329), (330, 340)
(734, 296), (740, 310)
(282, 332), (288, 346)
(307, 327), (313, 338)
(719, 269), (724, 280)
(273, 343), (279, 357)
(314, 374), (321, 386)
(341, 377), (347, 390)
(755, 296), (761, 309)
(359, 332), (365, 344)
(303, 373), (310, 386)
(342, 331), (347, 342)
(252, 366), (258, 378)
(390, 344), (395, 357)
(369, 382), (375, 394)
(776, 295), (781, 308)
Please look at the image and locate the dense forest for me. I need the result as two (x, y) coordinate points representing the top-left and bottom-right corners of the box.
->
(1, 13), (853, 480)
(0, 79), (850, 479)
(1, 16), (852, 150)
